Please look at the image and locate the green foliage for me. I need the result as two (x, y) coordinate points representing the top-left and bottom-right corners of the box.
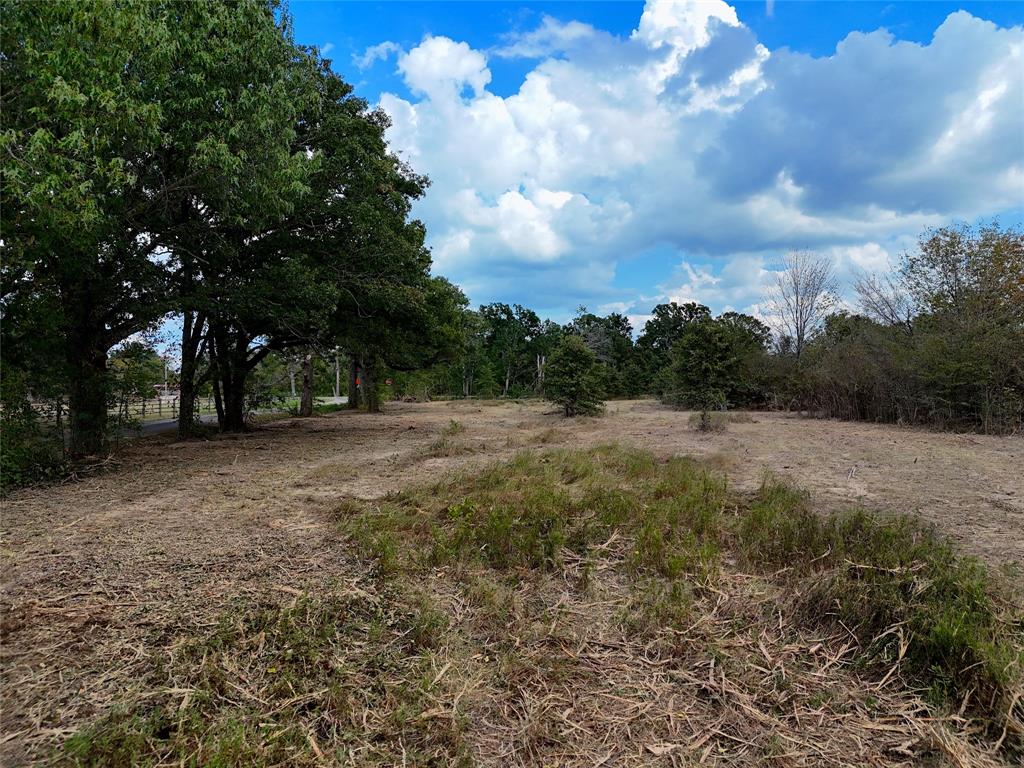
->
(0, 381), (68, 492)
(109, 343), (165, 399)
(3, 0), (441, 443)
(634, 302), (711, 397)
(662, 313), (770, 412)
(3, 0), (316, 450)
(778, 224), (1023, 432)
(565, 308), (636, 398)
(543, 336), (604, 417)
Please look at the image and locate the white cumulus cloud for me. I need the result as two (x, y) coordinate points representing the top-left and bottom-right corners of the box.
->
(369, 1), (1023, 316)
(397, 36), (491, 99)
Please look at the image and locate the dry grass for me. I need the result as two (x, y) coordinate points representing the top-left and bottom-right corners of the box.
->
(5, 403), (1023, 767)
(688, 411), (758, 432)
(58, 446), (1022, 766)
(425, 419), (476, 457)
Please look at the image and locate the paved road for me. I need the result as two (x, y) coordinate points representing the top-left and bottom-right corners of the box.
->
(137, 412), (220, 436)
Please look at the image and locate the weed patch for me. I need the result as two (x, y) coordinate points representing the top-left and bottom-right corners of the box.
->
(337, 448), (1022, 755)
(739, 474), (1024, 726)
(426, 436), (474, 458)
(339, 447), (726, 580)
(688, 410), (757, 432)
(63, 593), (470, 767)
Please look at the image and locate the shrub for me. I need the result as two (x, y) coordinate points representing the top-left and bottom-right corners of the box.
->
(0, 373), (68, 492)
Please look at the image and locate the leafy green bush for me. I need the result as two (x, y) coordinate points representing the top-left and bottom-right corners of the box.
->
(0, 372), (68, 492)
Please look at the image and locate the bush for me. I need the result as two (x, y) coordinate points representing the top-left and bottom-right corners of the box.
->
(662, 314), (770, 411)
(0, 371), (68, 492)
(544, 336), (603, 417)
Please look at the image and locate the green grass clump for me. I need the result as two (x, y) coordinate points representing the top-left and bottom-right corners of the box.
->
(340, 446), (726, 579)
(313, 402), (347, 415)
(738, 474), (1023, 723)
(442, 419), (465, 436)
(334, 448), (1021, 743)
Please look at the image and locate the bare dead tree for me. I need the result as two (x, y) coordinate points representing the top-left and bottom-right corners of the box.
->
(764, 250), (838, 359)
(854, 272), (913, 333)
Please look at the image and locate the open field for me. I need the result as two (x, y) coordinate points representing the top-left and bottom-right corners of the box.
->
(2, 399), (1022, 766)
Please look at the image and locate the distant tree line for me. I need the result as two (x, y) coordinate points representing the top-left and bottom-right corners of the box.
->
(385, 298), (773, 407)
(387, 223), (1022, 433)
(779, 224), (1023, 432)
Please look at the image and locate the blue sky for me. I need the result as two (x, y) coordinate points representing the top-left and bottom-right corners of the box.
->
(290, 1), (1024, 328)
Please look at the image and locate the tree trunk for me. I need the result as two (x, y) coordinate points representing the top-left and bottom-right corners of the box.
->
(364, 356), (380, 413)
(348, 357), (361, 409)
(212, 377), (224, 425)
(67, 338), (109, 457)
(177, 311), (205, 440)
(61, 278), (110, 458)
(299, 354), (314, 417)
(209, 321), (249, 432)
(178, 368), (196, 438)
(221, 373), (247, 432)
(333, 353), (340, 398)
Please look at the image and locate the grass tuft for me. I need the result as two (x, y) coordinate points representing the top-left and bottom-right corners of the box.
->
(688, 411), (757, 432)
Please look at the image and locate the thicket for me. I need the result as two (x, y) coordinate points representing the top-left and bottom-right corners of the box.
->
(775, 224), (1023, 432)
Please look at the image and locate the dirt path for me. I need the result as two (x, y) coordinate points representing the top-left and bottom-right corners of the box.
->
(1, 400), (1021, 763)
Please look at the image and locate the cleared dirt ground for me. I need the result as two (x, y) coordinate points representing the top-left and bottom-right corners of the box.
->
(1, 399), (1022, 764)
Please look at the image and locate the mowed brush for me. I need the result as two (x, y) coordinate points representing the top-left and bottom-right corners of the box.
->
(62, 446), (1022, 767)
